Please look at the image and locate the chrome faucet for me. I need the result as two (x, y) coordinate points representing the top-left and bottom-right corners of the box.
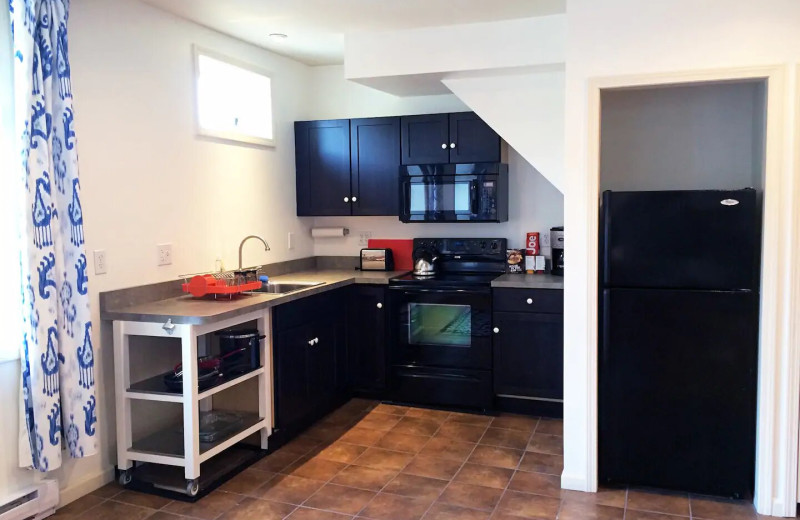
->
(239, 235), (270, 269)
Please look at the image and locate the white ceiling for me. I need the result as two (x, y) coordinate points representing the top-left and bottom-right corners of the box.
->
(140, 0), (566, 66)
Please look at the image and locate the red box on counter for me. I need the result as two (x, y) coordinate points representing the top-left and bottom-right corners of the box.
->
(526, 232), (540, 255)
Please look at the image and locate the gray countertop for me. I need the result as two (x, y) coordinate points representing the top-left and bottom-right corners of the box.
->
(491, 273), (564, 289)
(100, 269), (408, 325)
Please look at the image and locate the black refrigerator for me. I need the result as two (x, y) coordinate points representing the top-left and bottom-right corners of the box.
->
(599, 189), (760, 498)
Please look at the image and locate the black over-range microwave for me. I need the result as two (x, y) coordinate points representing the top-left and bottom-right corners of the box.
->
(399, 163), (509, 223)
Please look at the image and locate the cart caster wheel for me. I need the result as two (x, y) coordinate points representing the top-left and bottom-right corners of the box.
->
(185, 479), (200, 497)
(118, 470), (133, 486)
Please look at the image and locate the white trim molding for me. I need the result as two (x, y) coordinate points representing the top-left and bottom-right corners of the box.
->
(569, 64), (799, 517)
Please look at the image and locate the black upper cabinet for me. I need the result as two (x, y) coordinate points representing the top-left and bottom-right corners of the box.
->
(400, 114), (450, 165)
(348, 285), (388, 395)
(493, 311), (564, 401)
(401, 112), (500, 165)
(351, 117), (401, 216)
(449, 112), (501, 163)
(295, 119), (351, 216)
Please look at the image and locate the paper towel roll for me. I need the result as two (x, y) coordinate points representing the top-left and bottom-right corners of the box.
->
(311, 227), (349, 238)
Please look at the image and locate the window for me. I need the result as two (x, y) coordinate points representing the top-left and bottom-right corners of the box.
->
(1, 8), (22, 362)
(194, 47), (274, 147)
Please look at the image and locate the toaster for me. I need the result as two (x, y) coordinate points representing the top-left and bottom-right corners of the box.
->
(360, 248), (394, 271)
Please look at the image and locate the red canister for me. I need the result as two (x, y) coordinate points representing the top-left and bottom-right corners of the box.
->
(526, 232), (540, 255)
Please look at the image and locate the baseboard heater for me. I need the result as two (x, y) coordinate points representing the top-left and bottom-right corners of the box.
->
(0, 480), (58, 520)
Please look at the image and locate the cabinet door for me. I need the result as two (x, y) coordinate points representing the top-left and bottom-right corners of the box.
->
(400, 114), (449, 165)
(449, 112), (501, 163)
(493, 312), (563, 400)
(351, 117), (400, 216)
(295, 120), (352, 216)
(308, 319), (340, 403)
(274, 324), (313, 429)
(348, 286), (387, 393)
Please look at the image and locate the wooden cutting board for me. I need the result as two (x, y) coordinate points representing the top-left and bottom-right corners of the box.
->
(367, 239), (413, 271)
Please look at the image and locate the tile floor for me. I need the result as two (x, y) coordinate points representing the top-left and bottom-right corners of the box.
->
(52, 399), (770, 519)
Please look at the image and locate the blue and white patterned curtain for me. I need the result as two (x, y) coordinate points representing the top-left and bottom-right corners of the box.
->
(10, 0), (96, 471)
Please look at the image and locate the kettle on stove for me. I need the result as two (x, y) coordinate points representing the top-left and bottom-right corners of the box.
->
(412, 246), (439, 277)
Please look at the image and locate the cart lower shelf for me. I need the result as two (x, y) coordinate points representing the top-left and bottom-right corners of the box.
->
(128, 412), (264, 464)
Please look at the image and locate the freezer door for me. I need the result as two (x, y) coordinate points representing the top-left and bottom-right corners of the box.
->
(601, 189), (759, 290)
(599, 288), (758, 497)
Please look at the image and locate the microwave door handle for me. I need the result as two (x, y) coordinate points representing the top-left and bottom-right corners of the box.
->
(470, 180), (479, 215)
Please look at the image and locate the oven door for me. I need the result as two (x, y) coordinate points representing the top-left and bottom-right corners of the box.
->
(400, 174), (501, 222)
(389, 286), (492, 369)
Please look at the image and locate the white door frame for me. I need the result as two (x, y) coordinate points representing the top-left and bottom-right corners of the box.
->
(576, 64), (799, 517)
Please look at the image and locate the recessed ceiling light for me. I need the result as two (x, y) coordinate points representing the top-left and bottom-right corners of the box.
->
(269, 33), (288, 41)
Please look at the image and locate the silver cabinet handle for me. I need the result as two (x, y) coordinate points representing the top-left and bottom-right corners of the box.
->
(344, 197), (349, 202)
(450, 143), (456, 149)
(493, 327), (500, 333)
(308, 339), (314, 346)
(441, 143), (447, 149)
(352, 196), (358, 202)
(315, 337), (319, 344)
(526, 298), (533, 304)
(377, 303), (383, 309)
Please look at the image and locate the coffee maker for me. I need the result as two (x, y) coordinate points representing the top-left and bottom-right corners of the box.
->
(551, 226), (564, 276)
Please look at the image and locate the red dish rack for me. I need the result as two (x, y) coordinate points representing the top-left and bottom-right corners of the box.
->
(181, 268), (262, 298)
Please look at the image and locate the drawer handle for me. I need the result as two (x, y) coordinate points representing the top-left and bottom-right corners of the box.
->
(493, 327), (500, 334)
(526, 298), (533, 304)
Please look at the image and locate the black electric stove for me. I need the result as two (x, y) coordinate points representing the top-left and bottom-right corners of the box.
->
(387, 238), (506, 411)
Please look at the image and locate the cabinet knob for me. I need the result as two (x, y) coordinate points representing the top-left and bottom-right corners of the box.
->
(315, 337), (319, 344)
(450, 143), (456, 149)
(526, 298), (533, 304)
(377, 303), (383, 309)
(352, 196), (358, 202)
(344, 197), (349, 203)
(308, 339), (315, 346)
(493, 327), (500, 334)
(441, 143), (447, 149)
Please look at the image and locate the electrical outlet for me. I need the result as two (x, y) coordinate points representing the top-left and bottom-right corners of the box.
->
(93, 250), (107, 275)
(359, 231), (373, 246)
(288, 232), (294, 250)
(541, 232), (551, 248)
(157, 243), (172, 266)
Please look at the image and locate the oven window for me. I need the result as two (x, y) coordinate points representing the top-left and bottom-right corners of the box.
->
(408, 303), (472, 347)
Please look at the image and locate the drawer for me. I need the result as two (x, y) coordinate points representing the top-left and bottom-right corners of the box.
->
(493, 288), (563, 314)
(273, 288), (343, 331)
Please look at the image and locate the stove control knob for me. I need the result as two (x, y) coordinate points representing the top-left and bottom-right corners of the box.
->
(491, 242), (499, 250)
(493, 327), (500, 334)
(480, 241), (487, 249)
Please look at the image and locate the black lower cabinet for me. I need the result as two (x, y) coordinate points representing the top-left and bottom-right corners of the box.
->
(347, 285), (388, 396)
(492, 289), (564, 417)
(272, 289), (349, 445)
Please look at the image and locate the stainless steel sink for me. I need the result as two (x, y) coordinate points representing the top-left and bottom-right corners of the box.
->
(247, 281), (324, 295)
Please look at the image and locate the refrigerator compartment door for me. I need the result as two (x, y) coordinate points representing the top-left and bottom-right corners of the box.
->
(599, 288), (758, 497)
(601, 189), (759, 290)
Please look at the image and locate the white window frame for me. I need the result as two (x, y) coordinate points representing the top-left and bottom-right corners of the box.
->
(192, 45), (275, 148)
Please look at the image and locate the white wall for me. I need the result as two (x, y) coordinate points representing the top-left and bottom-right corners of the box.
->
(562, 1), (800, 513)
(0, 0), (319, 503)
(306, 66), (564, 255)
(443, 70), (565, 191)
(600, 80), (766, 191)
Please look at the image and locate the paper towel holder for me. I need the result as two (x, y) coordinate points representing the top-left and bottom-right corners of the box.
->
(311, 227), (350, 238)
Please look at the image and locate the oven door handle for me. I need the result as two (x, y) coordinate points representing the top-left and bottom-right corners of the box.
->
(388, 287), (490, 296)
